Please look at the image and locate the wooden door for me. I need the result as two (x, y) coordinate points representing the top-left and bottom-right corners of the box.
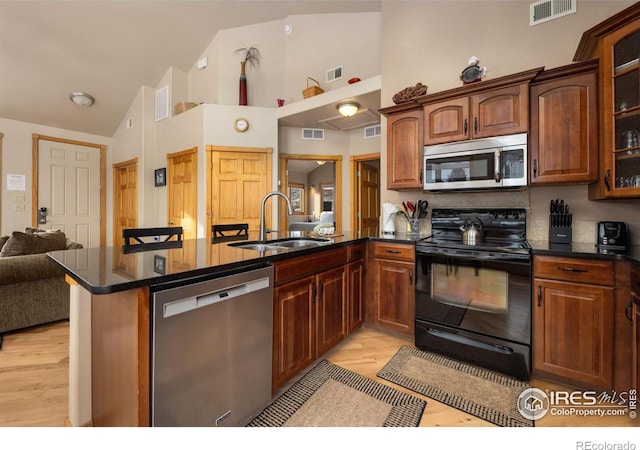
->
(316, 265), (347, 355)
(113, 159), (138, 247)
(374, 258), (415, 335)
(358, 161), (380, 238)
(423, 97), (468, 145)
(533, 279), (614, 389)
(36, 137), (103, 247)
(167, 148), (197, 272)
(167, 147), (197, 239)
(273, 276), (315, 391)
(209, 146), (272, 232)
(530, 65), (598, 184)
(471, 83), (529, 139)
(387, 109), (423, 189)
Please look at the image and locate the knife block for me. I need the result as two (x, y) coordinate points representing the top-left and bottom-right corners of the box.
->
(549, 221), (572, 244)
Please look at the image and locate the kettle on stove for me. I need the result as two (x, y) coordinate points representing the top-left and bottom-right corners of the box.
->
(460, 218), (484, 245)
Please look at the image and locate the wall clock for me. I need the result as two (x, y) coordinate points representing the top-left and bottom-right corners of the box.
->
(234, 117), (249, 132)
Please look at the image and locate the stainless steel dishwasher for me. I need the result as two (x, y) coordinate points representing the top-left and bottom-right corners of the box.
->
(151, 264), (273, 427)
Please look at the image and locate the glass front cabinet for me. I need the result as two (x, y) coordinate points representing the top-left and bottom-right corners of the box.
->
(575, 3), (640, 199)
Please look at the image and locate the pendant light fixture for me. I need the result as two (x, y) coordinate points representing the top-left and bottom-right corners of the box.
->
(337, 101), (359, 117)
(69, 92), (95, 107)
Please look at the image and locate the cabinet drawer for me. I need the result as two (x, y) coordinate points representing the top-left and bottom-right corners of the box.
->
(534, 255), (614, 286)
(273, 247), (348, 286)
(347, 243), (365, 262)
(372, 242), (415, 262)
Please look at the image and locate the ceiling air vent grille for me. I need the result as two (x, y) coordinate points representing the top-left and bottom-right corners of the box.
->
(326, 65), (343, 83)
(364, 124), (381, 139)
(530, 0), (576, 26)
(155, 85), (169, 121)
(302, 128), (324, 140)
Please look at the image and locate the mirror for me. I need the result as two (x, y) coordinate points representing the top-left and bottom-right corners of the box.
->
(279, 155), (342, 233)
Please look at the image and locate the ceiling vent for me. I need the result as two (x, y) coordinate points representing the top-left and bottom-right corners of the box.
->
(364, 124), (381, 139)
(326, 65), (343, 83)
(155, 85), (169, 121)
(530, 0), (576, 26)
(302, 128), (324, 140)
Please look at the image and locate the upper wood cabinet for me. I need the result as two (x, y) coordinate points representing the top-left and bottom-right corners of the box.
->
(529, 59), (599, 185)
(423, 83), (529, 145)
(574, 3), (640, 199)
(380, 105), (424, 190)
(416, 67), (542, 146)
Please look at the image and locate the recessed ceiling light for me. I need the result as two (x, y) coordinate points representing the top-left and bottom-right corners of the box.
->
(69, 92), (95, 107)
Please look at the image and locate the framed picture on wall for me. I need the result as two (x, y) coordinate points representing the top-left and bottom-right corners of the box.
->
(154, 255), (166, 275)
(155, 168), (166, 186)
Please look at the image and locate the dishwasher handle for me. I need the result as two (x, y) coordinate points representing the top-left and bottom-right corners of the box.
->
(162, 276), (271, 318)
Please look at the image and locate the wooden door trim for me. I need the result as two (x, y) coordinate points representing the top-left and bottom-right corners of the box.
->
(206, 145), (273, 241)
(349, 152), (380, 237)
(279, 154), (343, 232)
(32, 134), (107, 247)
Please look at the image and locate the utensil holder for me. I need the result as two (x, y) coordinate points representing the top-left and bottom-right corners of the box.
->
(549, 225), (572, 244)
(407, 218), (420, 235)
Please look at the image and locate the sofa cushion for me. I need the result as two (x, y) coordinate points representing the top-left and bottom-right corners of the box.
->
(0, 230), (68, 257)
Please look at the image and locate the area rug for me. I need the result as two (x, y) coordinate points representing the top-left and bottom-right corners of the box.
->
(247, 359), (426, 427)
(376, 345), (533, 427)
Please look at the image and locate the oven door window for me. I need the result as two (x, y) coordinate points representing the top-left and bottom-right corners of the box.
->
(425, 151), (496, 185)
(432, 262), (508, 313)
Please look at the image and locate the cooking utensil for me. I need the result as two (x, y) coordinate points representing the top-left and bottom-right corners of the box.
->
(418, 200), (428, 219)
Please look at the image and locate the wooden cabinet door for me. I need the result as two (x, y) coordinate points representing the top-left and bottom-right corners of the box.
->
(471, 83), (529, 139)
(423, 97), (469, 145)
(634, 301), (639, 393)
(530, 63), (599, 184)
(347, 259), (364, 333)
(386, 108), (424, 189)
(316, 266), (347, 355)
(533, 278), (614, 389)
(272, 276), (315, 391)
(374, 258), (415, 335)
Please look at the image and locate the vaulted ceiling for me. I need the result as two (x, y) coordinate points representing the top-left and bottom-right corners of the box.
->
(0, 1), (381, 137)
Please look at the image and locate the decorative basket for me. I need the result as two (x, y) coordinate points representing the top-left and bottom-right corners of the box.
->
(392, 82), (428, 104)
(174, 101), (197, 115)
(303, 77), (324, 99)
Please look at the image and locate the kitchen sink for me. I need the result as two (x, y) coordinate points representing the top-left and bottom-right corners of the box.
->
(228, 237), (330, 251)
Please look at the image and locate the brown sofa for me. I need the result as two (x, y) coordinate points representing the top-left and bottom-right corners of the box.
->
(0, 228), (82, 345)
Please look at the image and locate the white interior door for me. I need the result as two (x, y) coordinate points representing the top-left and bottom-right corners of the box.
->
(38, 140), (101, 247)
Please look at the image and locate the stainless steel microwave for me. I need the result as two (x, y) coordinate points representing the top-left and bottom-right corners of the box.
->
(424, 133), (527, 191)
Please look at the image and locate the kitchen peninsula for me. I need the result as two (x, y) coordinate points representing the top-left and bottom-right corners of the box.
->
(48, 232), (367, 427)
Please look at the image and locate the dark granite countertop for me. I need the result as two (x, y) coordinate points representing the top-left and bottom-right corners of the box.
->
(47, 231), (365, 295)
(48, 230), (640, 295)
(529, 240), (640, 264)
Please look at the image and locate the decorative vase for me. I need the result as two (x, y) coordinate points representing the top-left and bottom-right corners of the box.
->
(239, 61), (247, 106)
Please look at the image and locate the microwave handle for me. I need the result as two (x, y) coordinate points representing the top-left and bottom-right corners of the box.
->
(494, 150), (501, 182)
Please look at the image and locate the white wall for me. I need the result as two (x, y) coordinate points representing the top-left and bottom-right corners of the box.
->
(0, 118), (111, 236)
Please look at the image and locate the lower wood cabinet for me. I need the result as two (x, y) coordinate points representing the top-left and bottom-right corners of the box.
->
(632, 264), (640, 393)
(533, 255), (615, 390)
(271, 243), (364, 392)
(369, 241), (415, 336)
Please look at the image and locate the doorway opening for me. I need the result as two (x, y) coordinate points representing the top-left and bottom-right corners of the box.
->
(279, 154), (342, 234)
(350, 152), (381, 238)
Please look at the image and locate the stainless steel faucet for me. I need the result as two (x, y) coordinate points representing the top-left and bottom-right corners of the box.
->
(259, 191), (294, 243)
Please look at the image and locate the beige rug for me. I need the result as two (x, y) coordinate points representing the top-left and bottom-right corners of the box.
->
(247, 359), (425, 427)
(377, 345), (534, 427)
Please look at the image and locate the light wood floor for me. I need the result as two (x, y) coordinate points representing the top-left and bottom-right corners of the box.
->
(0, 321), (636, 428)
